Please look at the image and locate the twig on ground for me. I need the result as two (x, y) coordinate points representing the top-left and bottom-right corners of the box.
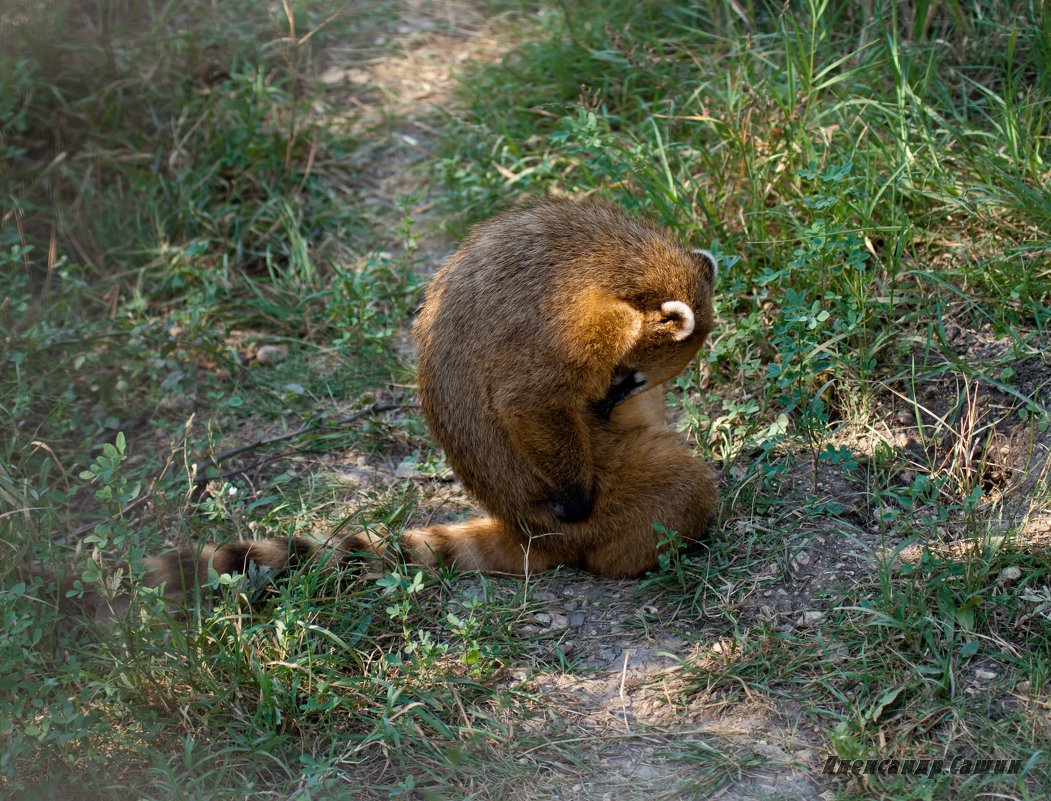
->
(191, 401), (404, 486)
(72, 404), (404, 538)
(620, 649), (633, 733)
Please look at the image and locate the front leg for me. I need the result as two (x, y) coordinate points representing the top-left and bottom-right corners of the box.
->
(497, 403), (596, 523)
(592, 370), (648, 420)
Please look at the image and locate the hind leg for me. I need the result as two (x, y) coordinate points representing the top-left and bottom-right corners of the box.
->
(582, 431), (718, 578)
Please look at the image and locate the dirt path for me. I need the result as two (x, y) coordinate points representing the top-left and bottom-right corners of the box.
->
(304, 4), (834, 798)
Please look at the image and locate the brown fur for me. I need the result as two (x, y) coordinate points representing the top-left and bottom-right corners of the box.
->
(398, 197), (718, 577)
(74, 197), (718, 612)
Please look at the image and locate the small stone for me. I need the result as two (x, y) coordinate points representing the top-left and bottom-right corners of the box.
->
(568, 611), (586, 627)
(798, 610), (825, 626)
(534, 612), (552, 625)
(825, 640), (849, 662)
(755, 742), (791, 761)
(548, 612), (568, 630)
(791, 551), (811, 571)
(319, 67), (346, 85)
(975, 669), (997, 681)
(998, 566), (1021, 584)
(255, 344), (288, 363)
(394, 458), (418, 479)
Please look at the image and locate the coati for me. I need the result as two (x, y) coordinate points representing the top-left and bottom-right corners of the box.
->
(106, 197), (719, 611)
(402, 198), (719, 577)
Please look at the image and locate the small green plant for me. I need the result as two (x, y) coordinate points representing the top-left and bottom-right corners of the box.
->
(376, 567), (449, 668)
(766, 285), (835, 489)
(446, 597), (486, 675)
(75, 433), (144, 591)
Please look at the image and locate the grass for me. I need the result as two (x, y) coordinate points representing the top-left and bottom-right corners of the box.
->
(2, 0), (1050, 799)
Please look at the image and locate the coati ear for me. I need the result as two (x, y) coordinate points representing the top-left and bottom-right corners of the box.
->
(658, 300), (695, 342)
(691, 248), (718, 285)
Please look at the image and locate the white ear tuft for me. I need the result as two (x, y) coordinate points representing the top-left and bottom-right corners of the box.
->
(692, 248), (718, 283)
(660, 300), (695, 341)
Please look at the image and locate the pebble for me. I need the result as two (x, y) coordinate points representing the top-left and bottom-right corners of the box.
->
(255, 344), (288, 363)
(394, 458), (418, 479)
(798, 610), (825, 626)
(534, 612), (568, 630)
(998, 566), (1021, 584)
(824, 640), (849, 662)
(975, 669), (997, 681)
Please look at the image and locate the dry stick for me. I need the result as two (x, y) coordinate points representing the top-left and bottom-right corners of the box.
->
(192, 401), (403, 486)
(73, 403), (402, 537)
(619, 649), (633, 733)
(214, 451), (299, 483)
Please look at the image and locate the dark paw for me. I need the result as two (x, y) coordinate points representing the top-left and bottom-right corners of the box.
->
(549, 482), (595, 523)
(593, 371), (647, 420)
